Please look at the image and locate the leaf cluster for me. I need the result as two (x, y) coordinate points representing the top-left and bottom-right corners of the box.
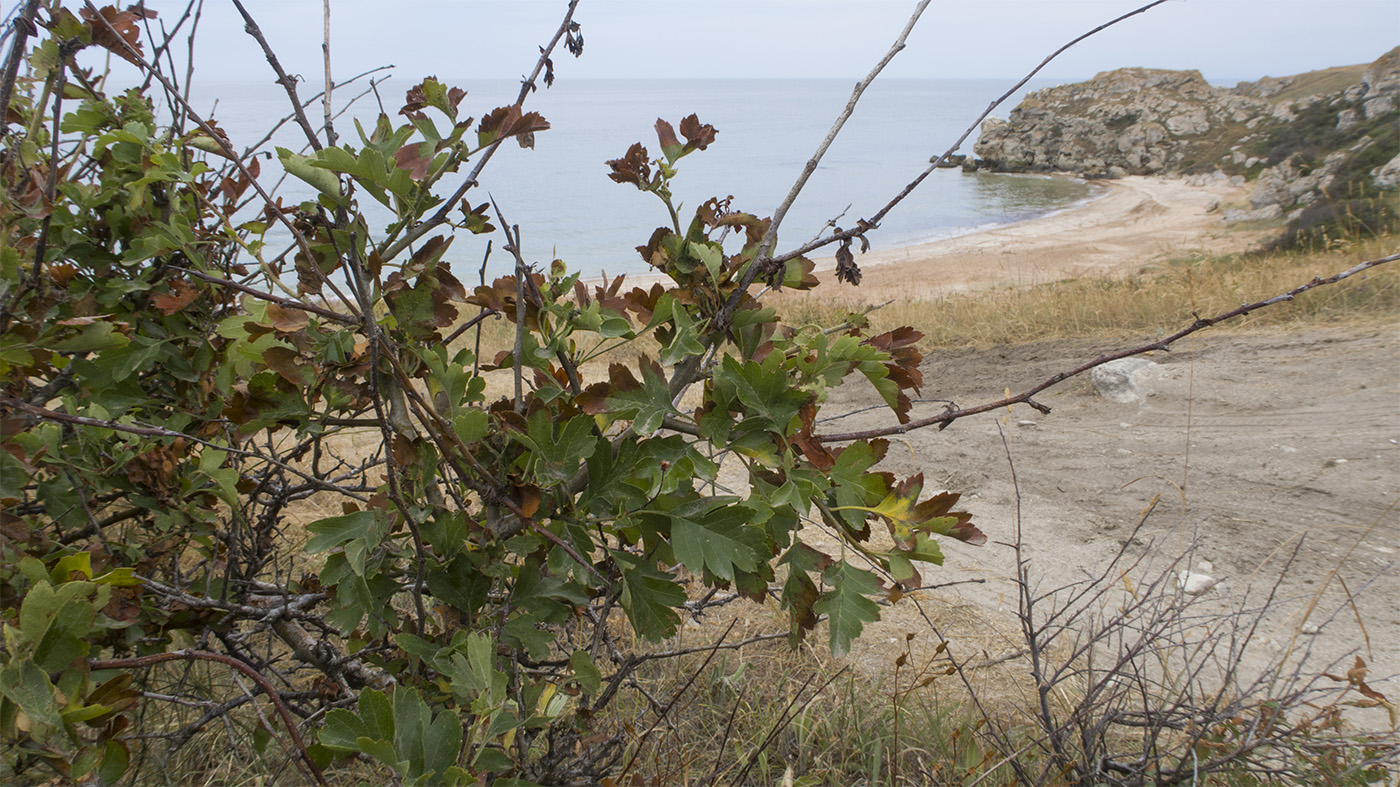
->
(0, 4), (984, 784)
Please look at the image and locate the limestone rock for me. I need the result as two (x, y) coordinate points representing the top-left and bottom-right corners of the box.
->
(1178, 570), (1216, 596)
(972, 46), (1400, 208)
(1090, 357), (1158, 404)
(1374, 152), (1400, 191)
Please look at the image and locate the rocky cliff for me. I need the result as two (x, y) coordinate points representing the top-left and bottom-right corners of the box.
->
(971, 48), (1400, 237)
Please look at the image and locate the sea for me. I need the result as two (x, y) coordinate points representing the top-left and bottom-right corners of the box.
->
(189, 78), (1097, 281)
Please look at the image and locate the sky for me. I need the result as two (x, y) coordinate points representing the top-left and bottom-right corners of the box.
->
(34, 0), (1400, 87)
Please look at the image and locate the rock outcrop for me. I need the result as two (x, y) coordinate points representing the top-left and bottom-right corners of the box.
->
(974, 68), (1268, 178)
(972, 48), (1400, 229)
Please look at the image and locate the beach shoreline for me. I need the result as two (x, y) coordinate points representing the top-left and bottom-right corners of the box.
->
(795, 174), (1263, 303)
(588, 174), (1264, 302)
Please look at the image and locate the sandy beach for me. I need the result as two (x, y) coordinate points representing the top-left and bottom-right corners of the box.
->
(799, 175), (1262, 303)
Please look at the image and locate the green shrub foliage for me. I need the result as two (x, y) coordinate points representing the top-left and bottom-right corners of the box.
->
(0, 4), (983, 784)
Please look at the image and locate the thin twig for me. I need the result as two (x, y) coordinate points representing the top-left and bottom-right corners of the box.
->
(377, 0), (582, 263)
(769, 0), (1173, 269)
(673, 0), (933, 399)
(80, 3), (358, 314)
(90, 650), (328, 786)
(0, 0), (41, 128)
(229, 0), (322, 151)
(320, 0), (335, 147)
(0, 395), (367, 501)
(172, 266), (357, 324)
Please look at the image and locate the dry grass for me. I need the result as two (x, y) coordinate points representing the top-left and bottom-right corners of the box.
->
(777, 234), (1399, 349)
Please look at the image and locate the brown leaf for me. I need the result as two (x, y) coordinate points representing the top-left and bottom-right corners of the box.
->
(516, 485), (541, 519)
(80, 5), (152, 67)
(654, 119), (682, 161)
(1347, 656), (1368, 685)
(265, 302), (310, 333)
(479, 105), (551, 146)
(152, 279), (199, 315)
(393, 142), (435, 181)
(410, 235), (454, 273)
(606, 142), (652, 187)
(834, 239), (861, 286)
(678, 114), (717, 153)
(262, 346), (310, 386)
(390, 433), (416, 468)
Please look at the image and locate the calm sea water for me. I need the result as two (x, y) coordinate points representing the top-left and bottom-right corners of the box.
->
(190, 79), (1095, 280)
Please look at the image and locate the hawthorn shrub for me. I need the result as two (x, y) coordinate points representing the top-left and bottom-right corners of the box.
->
(0, 4), (985, 784)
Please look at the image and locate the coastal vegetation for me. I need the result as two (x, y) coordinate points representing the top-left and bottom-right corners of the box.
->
(1, 2), (1395, 786)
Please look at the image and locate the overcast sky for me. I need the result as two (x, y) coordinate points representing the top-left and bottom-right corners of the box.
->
(55, 0), (1399, 87)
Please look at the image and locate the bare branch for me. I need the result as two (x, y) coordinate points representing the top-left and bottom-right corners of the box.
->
(321, 0), (335, 147)
(89, 650), (328, 786)
(770, 0), (1172, 269)
(817, 253), (1400, 442)
(172, 266), (358, 325)
(0, 0), (42, 129)
(229, 0), (323, 151)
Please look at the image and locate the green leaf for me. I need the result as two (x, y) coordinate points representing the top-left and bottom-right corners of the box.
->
(826, 440), (889, 536)
(615, 552), (687, 640)
(49, 552), (93, 583)
(452, 410), (489, 445)
(277, 147), (344, 202)
(657, 297), (706, 366)
(473, 748), (516, 773)
(44, 321), (130, 353)
(813, 560), (883, 658)
(319, 709), (370, 753)
(517, 411), (597, 484)
(393, 687), (431, 777)
(97, 740), (129, 785)
(0, 660), (62, 730)
(667, 500), (767, 582)
(423, 707), (464, 778)
(569, 650), (602, 695)
(607, 361), (679, 438)
(714, 354), (808, 434)
(303, 510), (384, 563)
(359, 688), (395, 742)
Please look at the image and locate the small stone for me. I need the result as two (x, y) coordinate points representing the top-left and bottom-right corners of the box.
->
(1091, 357), (1158, 404)
(1300, 623), (1320, 636)
(1016, 420), (1037, 428)
(1178, 570), (1215, 595)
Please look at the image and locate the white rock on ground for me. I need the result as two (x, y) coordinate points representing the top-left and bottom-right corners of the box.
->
(1091, 357), (1160, 404)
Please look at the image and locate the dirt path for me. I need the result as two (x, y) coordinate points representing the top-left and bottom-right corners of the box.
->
(793, 324), (1399, 715)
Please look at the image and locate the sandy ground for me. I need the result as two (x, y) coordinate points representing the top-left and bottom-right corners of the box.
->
(804, 175), (1263, 300)
(700, 175), (1398, 727)
(809, 327), (1399, 718)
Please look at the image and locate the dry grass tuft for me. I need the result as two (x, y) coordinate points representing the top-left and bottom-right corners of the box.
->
(776, 235), (1399, 349)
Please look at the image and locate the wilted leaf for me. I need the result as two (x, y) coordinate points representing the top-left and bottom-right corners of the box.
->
(80, 5), (153, 67)
(655, 119), (683, 163)
(606, 142), (652, 188)
(678, 114), (717, 153)
(835, 239), (861, 285)
(152, 279), (199, 314)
